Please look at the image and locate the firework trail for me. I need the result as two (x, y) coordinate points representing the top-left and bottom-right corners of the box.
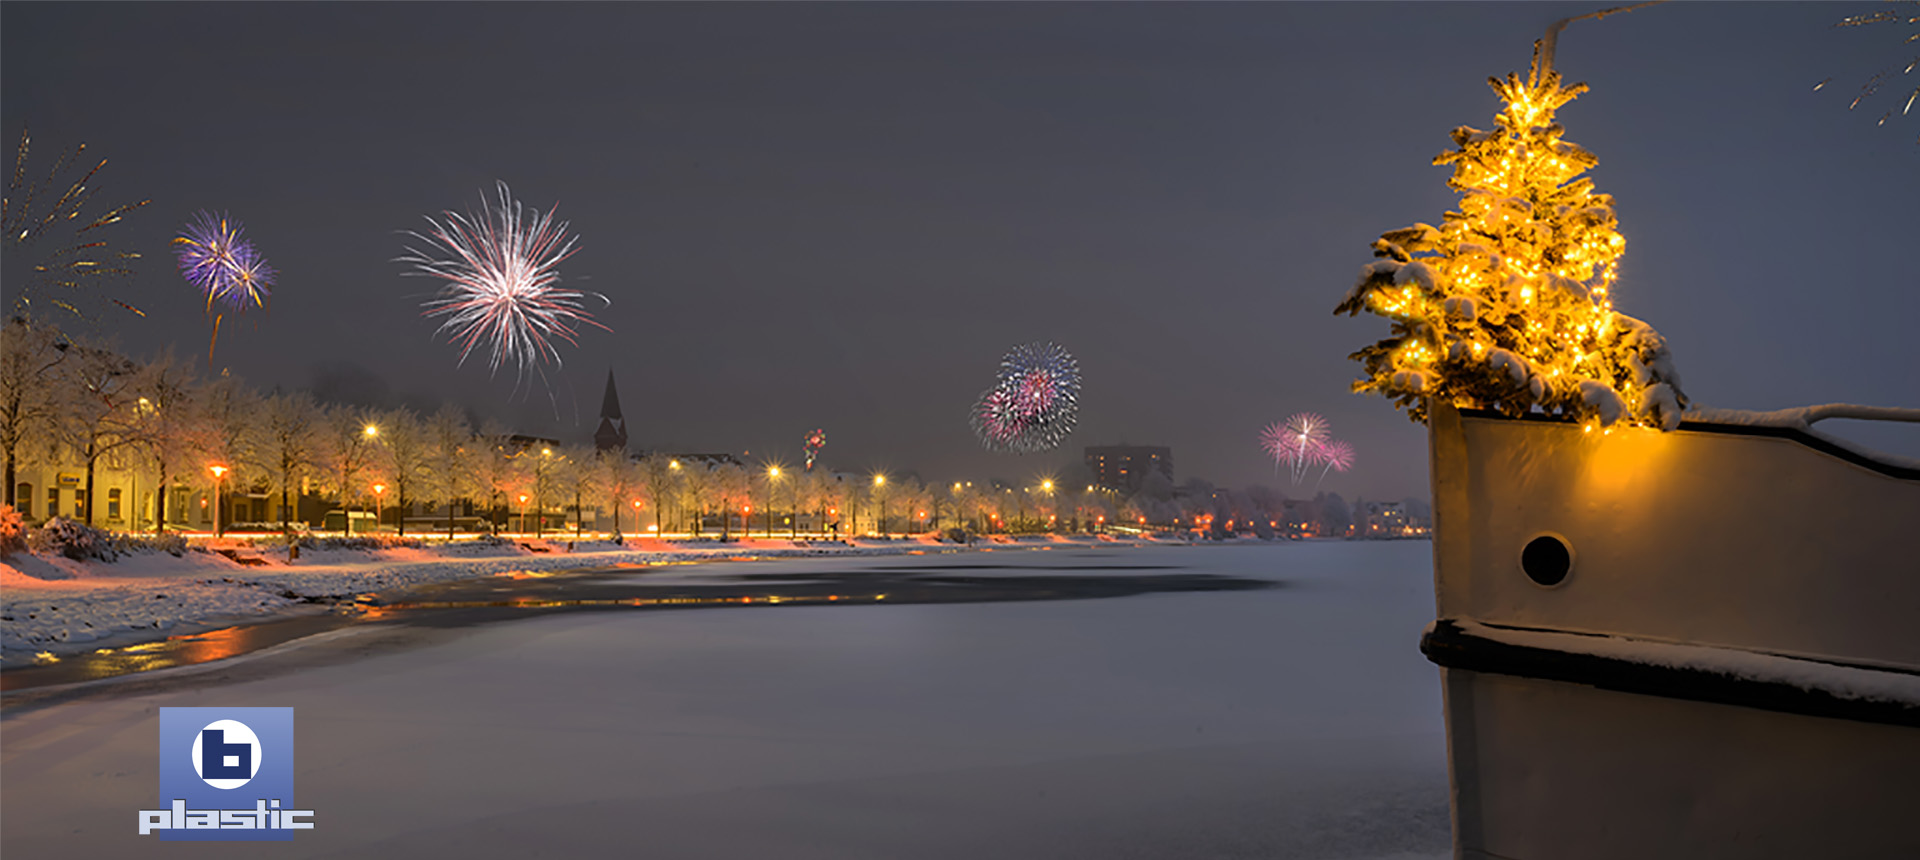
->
(803, 428), (827, 471)
(399, 182), (608, 381)
(3, 129), (148, 322)
(1314, 439), (1356, 489)
(970, 341), (1081, 453)
(1815, 3), (1920, 143)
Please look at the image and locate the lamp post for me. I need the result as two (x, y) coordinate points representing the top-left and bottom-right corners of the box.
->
(1040, 479), (1055, 533)
(872, 474), (887, 539)
(765, 466), (784, 538)
(373, 483), (387, 532)
(518, 494), (529, 536)
(668, 459), (682, 537)
(208, 464), (228, 538)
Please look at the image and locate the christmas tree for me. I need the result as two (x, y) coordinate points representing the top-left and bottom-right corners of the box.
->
(1334, 44), (1685, 432)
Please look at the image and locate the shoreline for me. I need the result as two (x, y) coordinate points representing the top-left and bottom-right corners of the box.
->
(2, 534), (1186, 665)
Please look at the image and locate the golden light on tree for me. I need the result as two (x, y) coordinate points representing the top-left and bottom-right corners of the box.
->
(1335, 42), (1685, 432)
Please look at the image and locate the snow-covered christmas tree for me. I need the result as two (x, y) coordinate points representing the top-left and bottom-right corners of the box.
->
(1335, 43), (1685, 431)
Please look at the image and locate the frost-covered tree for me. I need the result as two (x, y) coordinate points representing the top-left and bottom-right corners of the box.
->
(127, 352), (199, 531)
(461, 421), (517, 534)
(370, 408), (430, 535)
(420, 404), (473, 538)
(636, 453), (681, 534)
(189, 375), (257, 532)
(0, 318), (74, 509)
(315, 403), (381, 531)
(551, 444), (599, 535)
(1335, 48), (1684, 431)
(247, 390), (321, 532)
(58, 339), (143, 526)
(593, 448), (637, 539)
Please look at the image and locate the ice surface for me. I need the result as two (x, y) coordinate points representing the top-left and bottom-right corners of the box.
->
(0, 542), (1450, 859)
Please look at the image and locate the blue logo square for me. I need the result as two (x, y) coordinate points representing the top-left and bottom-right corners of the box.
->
(155, 707), (298, 841)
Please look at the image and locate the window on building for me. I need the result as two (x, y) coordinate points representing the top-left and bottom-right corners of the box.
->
(109, 488), (123, 520)
(48, 487), (59, 519)
(14, 483), (30, 518)
(75, 488), (87, 519)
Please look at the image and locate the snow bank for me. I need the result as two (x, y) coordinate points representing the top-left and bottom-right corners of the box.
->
(2, 537), (1107, 662)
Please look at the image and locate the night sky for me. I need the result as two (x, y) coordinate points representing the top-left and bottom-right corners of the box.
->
(4, 2), (1914, 502)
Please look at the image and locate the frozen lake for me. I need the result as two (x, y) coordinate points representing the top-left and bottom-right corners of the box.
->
(0, 540), (1450, 859)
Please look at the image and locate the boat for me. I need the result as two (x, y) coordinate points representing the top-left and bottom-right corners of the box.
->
(1420, 400), (1920, 859)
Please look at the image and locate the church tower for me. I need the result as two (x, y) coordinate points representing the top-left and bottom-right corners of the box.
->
(593, 369), (628, 453)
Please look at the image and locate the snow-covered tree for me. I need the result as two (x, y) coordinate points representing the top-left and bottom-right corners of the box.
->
(315, 403), (381, 530)
(247, 390), (321, 532)
(420, 403), (472, 538)
(461, 421), (517, 534)
(0, 318), (74, 510)
(370, 408), (430, 535)
(1335, 50), (1685, 431)
(58, 339), (143, 526)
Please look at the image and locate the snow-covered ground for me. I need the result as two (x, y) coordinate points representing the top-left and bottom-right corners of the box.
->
(0, 534), (1134, 662)
(0, 541), (1449, 859)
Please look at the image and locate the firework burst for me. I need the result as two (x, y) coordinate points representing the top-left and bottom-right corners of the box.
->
(3, 128), (149, 322)
(1313, 439), (1356, 489)
(804, 428), (827, 471)
(399, 182), (608, 379)
(173, 211), (274, 362)
(970, 341), (1081, 453)
(1260, 412), (1336, 485)
(175, 211), (274, 311)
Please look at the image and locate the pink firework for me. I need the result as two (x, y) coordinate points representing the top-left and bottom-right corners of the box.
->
(1314, 440), (1356, 489)
(399, 182), (608, 378)
(1262, 412), (1332, 484)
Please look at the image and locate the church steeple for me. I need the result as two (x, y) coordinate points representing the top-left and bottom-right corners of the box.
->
(593, 369), (628, 453)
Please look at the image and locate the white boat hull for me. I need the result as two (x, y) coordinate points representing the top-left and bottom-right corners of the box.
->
(1424, 403), (1920, 858)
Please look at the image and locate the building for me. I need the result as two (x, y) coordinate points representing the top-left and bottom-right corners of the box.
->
(592, 369), (628, 453)
(1083, 445), (1172, 495)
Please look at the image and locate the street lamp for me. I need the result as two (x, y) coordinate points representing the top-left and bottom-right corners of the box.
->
(668, 459), (682, 536)
(208, 464), (228, 538)
(373, 483), (387, 531)
(766, 465), (785, 539)
(872, 474), (888, 538)
(518, 493), (529, 535)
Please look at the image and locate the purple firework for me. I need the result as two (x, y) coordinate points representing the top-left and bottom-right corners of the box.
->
(970, 342), (1080, 453)
(174, 211), (273, 313)
(399, 182), (608, 378)
(173, 211), (274, 360)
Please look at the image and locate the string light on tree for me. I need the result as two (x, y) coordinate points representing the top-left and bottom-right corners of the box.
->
(1334, 38), (1685, 432)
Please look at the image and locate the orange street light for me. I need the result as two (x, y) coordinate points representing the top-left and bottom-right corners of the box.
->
(208, 464), (229, 538)
(372, 483), (387, 529)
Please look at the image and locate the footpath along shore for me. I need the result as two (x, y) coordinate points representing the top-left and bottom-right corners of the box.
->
(0, 533), (1167, 664)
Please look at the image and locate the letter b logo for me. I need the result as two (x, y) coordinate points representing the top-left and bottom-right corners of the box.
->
(190, 720), (262, 789)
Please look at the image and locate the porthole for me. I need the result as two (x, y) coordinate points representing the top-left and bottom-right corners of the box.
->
(1520, 533), (1573, 587)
